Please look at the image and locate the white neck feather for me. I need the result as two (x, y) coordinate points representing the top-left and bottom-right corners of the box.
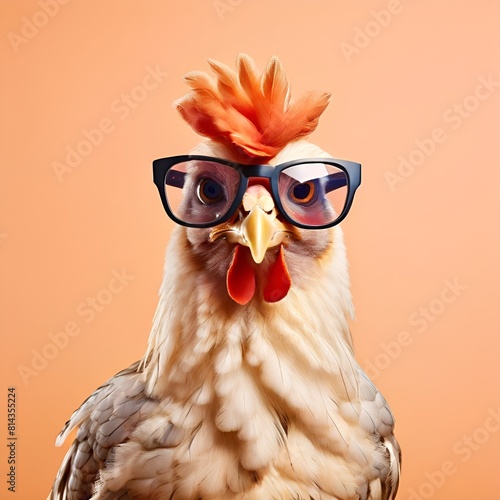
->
(140, 225), (357, 402)
(136, 224), (372, 476)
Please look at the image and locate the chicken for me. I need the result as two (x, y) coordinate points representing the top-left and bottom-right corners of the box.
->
(49, 54), (400, 500)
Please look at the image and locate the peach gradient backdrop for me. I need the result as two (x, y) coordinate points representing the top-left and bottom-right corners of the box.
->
(1, 0), (499, 498)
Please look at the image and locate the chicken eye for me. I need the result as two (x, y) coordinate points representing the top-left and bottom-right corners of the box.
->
(289, 181), (317, 205)
(197, 178), (225, 205)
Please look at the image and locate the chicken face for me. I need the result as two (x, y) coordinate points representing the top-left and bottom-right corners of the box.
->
(149, 53), (362, 304)
(153, 140), (361, 305)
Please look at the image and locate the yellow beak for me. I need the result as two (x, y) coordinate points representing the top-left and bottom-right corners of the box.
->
(241, 205), (277, 264)
(209, 185), (294, 263)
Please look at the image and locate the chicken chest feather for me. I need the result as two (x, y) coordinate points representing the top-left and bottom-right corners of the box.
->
(49, 54), (400, 500)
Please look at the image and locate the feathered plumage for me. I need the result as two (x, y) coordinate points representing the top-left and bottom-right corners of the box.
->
(49, 54), (400, 500)
(176, 54), (331, 162)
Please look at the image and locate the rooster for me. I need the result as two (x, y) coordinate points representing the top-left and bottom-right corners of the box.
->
(49, 54), (400, 500)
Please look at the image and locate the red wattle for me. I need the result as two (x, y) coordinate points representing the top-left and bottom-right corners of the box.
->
(263, 245), (292, 303)
(226, 245), (256, 305)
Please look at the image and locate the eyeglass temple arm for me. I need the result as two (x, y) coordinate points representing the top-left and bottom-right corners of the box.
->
(166, 170), (186, 188)
(166, 171), (347, 192)
(325, 172), (348, 193)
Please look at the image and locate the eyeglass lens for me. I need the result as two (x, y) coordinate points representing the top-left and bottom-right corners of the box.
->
(163, 160), (349, 227)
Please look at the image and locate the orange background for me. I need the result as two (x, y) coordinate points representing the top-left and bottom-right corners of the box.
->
(1, 1), (499, 498)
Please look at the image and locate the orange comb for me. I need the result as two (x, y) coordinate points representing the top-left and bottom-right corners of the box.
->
(175, 54), (330, 163)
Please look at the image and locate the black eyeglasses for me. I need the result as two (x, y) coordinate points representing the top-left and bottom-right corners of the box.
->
(152, 155), (361, 230)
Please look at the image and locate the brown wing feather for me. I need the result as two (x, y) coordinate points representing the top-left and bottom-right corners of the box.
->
(48, 362), (158, 500)
(359, 368), (401, 500)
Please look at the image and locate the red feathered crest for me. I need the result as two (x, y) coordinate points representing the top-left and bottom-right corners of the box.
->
(175, 54), (331, 163)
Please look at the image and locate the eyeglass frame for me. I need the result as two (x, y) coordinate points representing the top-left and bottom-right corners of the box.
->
(152, 155), (361, 230)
